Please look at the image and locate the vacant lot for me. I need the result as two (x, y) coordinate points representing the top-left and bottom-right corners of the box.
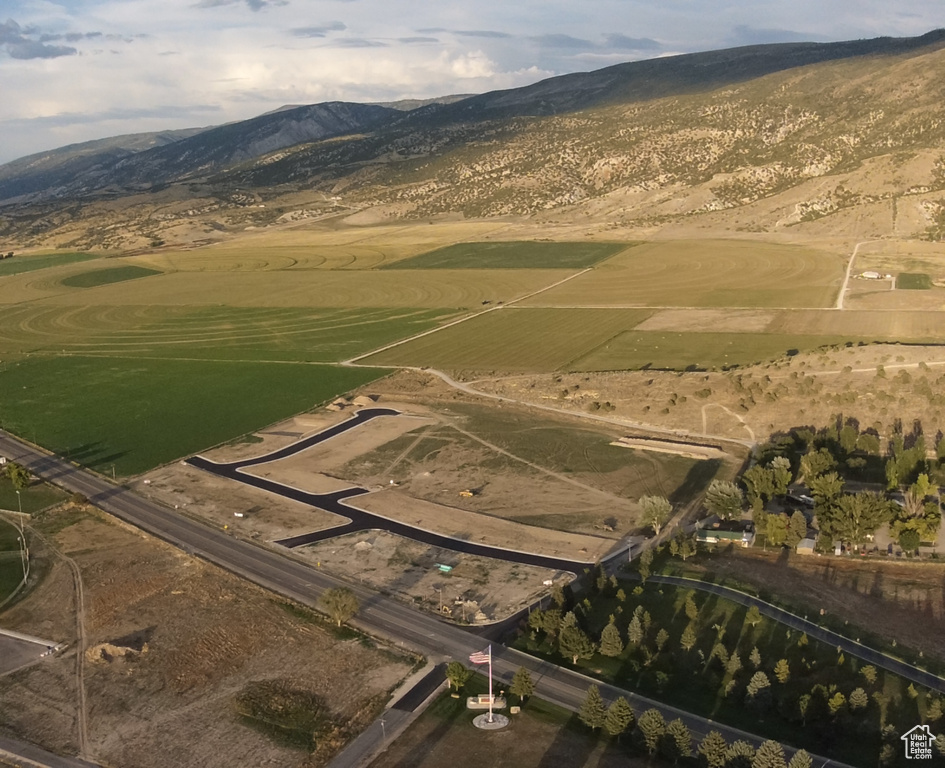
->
(767, 309), (945, 340)
(520, 239), (844, 308)
(363, 308), (652, 371)
(381, 241), (630, 270)
(0, 252), (100, 277)
(0, 516), (24, 604)
(60, 265), (162, 289)
(0, 356), (386, 475)
(0, 505), (413, 768)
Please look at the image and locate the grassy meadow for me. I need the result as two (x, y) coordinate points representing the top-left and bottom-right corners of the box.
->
(381, 241), (630, 270)
(0, 252), (101, 277)
(60, 265), (162, 288)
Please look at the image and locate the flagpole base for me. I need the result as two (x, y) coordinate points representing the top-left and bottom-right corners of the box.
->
(473, 714), (509, 730)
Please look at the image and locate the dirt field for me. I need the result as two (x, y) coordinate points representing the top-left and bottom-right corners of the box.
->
(688, 548), (945, 662)
(0, 505), (414, 768)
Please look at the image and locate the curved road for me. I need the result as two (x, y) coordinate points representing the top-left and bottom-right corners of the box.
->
(186, 408), (595, 574)
(0, 430), (855, 768)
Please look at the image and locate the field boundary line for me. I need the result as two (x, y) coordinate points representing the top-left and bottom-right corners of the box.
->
(835, 240), (883, 310)
(343, 268), (594, 365)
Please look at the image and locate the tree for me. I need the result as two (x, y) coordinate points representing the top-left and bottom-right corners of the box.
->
(4, 462), (30, 490)
(705, 480), (744, 520)
(765, 514), (789, 547)
(672, 532), (697, 561)
(749, 646), (762, 669)
(663, 719), (692, 762)
(603, 696), (635, 738)
(861, 665), (877, 686)
(681, 624), (697, 652)
(746, 671), (771, 703)
(752, 740), (787, 768)
(787, 750), (812, 768)
(769, 456), (793, 496)
(899, 528), (921, 551)
(637, 708), (666, 755)
(807, 471), (844, 512)
(627, 614), (644, 646)
(745, 605), (762, 627)
(698, 730), (728, 768)
(509, 666), (534, 702)
(445, 661), (471, 692)
(774, 659), (790, 684)
(800, 448), (836, 480)
(559, 616), (596, 665)
(655, 628), (670, 653)
(600, 622), (624, 657)
(826, 491), (893, 549)
(578, 684), (606, 729)
(726, 652), (742, 675)
(641, 495), (673, 536)
(742, 465), (775, 511)
(320, 587), (359, 627)
(787, 511), (808, 546)
(685, 592), (699, 621)
(828, 691), (846, 716)
(638, 547), (654, 582)
(724, 740), (756, 768)
(848, 687), (868, 710)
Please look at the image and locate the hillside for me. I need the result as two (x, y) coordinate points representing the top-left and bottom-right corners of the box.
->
(2, 30), (945, 250)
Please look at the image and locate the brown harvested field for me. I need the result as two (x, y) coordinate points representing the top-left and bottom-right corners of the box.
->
(518, 239), (846, 308)
(0, 506), (413, 768)
(634, 308), (776, 333)
(768, 309), (945, 339)
(687, 548), (945, 661)
(370, 693), (646, 768)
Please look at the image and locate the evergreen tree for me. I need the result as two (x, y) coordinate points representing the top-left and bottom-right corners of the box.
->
(827, 691), (846, 715)
(627, 614), (644, 646)
(527, 609), (544, 633)
(928, 697), (943, 723)
(542, 608), (563, 639)
(724, 740), (756, 768)
(752, 740), (787, 768)
(787, 750), (812, 768)
(600, 622), (624, 657)
(603, 696), (635, 738)
(787, 511), (808, 546)
(698, 730), (728, 768)
(749, 646), (762, 669)
(848, 687), (868, 710)
(509, 666), (535, 702)
(774, 659), (790, 684)
(578, 684), (606, 730)
(726, 652), (742, 675)
(656, 628), (670, 653)
(769, 456), (793, 496)
(746, 605), (762, 627)
(681, 623), (697, 652)
(559, 617), (596, 665)
(637, 709), (666, 755)
(638, 548), (654, 582)
(663, 719), (692, 762)
(685, 592), (699, 621)
(746, 671), (771, 705)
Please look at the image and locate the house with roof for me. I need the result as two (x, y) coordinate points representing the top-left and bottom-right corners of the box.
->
(695, 519), (755, 548)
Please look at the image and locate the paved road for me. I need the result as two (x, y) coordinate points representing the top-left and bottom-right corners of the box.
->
(0, 736), (98, 768)
(186, 408), (595, 574)
(637, 573), (945, 695)
(0, 430), (855, 767)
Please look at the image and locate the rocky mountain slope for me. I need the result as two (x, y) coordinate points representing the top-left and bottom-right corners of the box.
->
(3, 30), (945, 249)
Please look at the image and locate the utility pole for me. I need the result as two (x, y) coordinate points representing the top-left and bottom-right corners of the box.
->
(15, 489), (22, 516)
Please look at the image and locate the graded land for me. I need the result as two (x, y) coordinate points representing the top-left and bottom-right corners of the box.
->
(380, 241), (629, 270)
(0, 503), (413, 768)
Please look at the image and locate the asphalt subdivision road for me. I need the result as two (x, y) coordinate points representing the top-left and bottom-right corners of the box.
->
(0, 429), (856, 768)
(186, 407), (594, 573)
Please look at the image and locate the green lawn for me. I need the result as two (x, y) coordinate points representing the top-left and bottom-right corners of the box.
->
(61, 265), (163, 288)
(0, 356), (388, 476)
(381, 241), (630, 270)
(0, 517), (25, 604)
(0, 252), (100, 277)
(896, 273), (933, 290)
(0, 476), (66, 514)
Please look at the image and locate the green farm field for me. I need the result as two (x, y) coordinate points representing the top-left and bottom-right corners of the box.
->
(0, 252), (101, 277)
(362, 308), (652, 371)
(60, 265), (162, 288)
(0, 305), (455, 362)
(0, 476), (66, 514)
(0, 356), (387, 475)
(380, 241), (630, 270)
(520, 239), (845, 308)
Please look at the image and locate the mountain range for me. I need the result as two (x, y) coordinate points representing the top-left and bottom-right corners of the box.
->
(2, 29), (945, 250)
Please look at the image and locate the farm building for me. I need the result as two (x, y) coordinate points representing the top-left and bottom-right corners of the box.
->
(696, 520), (755, 547)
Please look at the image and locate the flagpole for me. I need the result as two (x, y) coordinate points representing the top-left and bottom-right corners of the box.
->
(487, 645), (493, 723)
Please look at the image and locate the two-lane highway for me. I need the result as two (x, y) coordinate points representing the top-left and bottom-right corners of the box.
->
(0, 430), (854, 766)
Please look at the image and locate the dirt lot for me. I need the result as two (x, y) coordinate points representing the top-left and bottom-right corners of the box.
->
(0, 504), (413, 768)
(370, 693), (647, 768)
(472, 343), (945, 444)
(689, 547), (945, 661)
(295, 531), (563, 623)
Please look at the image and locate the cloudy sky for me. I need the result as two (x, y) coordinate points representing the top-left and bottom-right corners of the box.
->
(1, 1), (941, 164)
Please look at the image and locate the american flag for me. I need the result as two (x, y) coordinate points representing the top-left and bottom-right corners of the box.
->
(469, 647), (491, 665)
